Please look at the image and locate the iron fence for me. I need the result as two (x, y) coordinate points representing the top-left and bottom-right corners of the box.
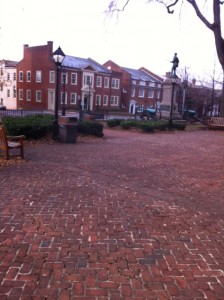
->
(0, 109), (52, 121)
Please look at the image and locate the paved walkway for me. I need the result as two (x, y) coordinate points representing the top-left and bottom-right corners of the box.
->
(0, 128), (224, 300)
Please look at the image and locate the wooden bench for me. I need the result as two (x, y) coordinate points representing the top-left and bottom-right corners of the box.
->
(208, 117), (224, 129)
(0, 126), (25, 160)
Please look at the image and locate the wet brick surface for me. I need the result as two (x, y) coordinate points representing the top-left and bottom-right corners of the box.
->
(0, 128), (224, 299)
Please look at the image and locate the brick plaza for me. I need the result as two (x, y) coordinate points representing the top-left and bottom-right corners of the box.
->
(0, 128), (224, 299)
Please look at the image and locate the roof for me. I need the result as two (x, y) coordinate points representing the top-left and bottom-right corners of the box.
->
(62, 55), (110, 74)
(0, 60), (18, 67)
(123, 67), (161, 83)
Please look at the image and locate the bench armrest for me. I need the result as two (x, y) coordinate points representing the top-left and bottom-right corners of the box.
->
(7, 135), (26, 141)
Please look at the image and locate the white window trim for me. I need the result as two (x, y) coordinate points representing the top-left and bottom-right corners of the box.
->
(138, 88), (145, 98)
(71, 73), (77, 85)
(36, 71), (42, 83)
(104, 77), (109, 88)
(103, 95), (108, 106)
(49, 71), (55, 83)
(26, 90), (31, 101)
(70, 93), (77, 104)
(96, 76), (102, 87)
(148, 90), (154, 98)
(36, 90), (42, 102)
(19, 89), (23, 100)
(19, 71), (23, 82)
(110, 95), (119, 106)
(27, 71), (31, 82)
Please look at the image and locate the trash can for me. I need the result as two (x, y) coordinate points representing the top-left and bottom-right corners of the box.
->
(59, 116), (78, 143)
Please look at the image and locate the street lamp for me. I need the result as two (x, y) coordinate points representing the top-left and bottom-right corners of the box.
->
(169, 75), (178, 130)
(52, 46), (65, 140)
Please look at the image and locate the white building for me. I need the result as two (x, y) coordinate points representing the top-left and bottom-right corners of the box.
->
(0, 60), (18, 109)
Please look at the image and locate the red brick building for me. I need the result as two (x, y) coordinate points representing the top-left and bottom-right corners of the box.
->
(103, 60), (163, 114)
(16, 42), (122, 112)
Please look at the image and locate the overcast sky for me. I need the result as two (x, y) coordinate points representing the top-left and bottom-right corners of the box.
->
(0, 0), (222, 82)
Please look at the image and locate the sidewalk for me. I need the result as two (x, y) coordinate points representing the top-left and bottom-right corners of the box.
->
(0, 128), (224, 299)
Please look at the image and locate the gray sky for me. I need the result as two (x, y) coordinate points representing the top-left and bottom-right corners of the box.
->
(0, 0), (222, 82)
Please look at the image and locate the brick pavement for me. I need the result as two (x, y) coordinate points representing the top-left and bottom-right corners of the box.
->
(0, 128), (224, 300)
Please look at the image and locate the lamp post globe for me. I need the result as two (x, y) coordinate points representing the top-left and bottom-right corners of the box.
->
(52, 46), (65, 140)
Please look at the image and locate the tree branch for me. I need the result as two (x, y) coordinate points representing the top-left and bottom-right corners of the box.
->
(186, 0), (213, 30)
(167, 0), (180, 14)
(107, 0), (130, 14)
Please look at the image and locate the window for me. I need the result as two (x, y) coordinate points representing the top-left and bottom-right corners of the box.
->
(139, 81), (145, 86)
(131, 87), (135, 97)
(96, 95), (101, 105)
(7, 73), (10, 81)
(148, 90), (154, 98)
(123, 88), (127, 93)
(103, 95), (108, 106)
(96, 76), (102, 87)
(13, 73), (16, 81)
(49, 71), (55, 83)
(70, 93), (77, 104)
(36, 90), (42, 102)
(71, 73), (77, 85)
(111, 78), (120, 89)
(13, 88), (16, 98)
(104, 77), (109, 88)
(26, 90), (31, 101)
(138, 88), (144, 97)
(19, 71), (23, 82)
(19, 89), (23, 100)
(149, 82), (155, 87)
(36, 71), (42, 83)
(27, 71), (31, 82)
(110, 96), (119, 106)
(7, 89), (10, 97)
(61, 92), (67, 104)
(61, 72), (67, 84)
(49, 90), (54, 105)
(84, 75), (92, 85)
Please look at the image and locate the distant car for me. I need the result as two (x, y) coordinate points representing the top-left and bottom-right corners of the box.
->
(0, 105), (6, 110)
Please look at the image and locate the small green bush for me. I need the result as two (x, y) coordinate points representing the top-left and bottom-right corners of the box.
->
(138, 121), (155, 132)
(172, 122), (186, 130)
(106, 119), (122, 127)
(2, 114), (53, 139)
(77, 120), (104, 137)
(121, 120), (139, 129)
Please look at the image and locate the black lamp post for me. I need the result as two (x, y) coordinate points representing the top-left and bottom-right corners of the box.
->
(78, 95), (84, 121)
(88, 81), (91, 114)
(52, 46), (65, 140)
(169, 76), (178, 130)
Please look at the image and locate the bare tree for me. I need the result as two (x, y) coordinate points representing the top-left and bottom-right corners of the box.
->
(107, 0), (224, 115)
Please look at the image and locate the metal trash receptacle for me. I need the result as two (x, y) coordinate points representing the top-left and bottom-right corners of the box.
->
(59, 116), (77, 143)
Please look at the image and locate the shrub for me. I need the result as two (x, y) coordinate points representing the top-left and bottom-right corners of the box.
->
(138, 121), (155, 132)
(119, 119), (139, 129)
(106, 119), (122, 127)
(77, 120), (104, 137)
(172, 121), (186, 130)
(2, 114), (53, 139)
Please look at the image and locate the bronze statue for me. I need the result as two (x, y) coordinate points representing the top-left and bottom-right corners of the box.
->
(171, 53), (179, 76)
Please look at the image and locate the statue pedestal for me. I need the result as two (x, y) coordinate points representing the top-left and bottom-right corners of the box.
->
(160, 78), (182, 120)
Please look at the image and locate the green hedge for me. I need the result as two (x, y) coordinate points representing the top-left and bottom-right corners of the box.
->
(106, 119), (123, 127)
(2, 114), (53, 139)
(77, 120), (104, 137)
(107, 118), (186, 132)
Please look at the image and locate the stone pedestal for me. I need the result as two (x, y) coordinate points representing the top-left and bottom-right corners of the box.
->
(160, 78), (182, 120)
